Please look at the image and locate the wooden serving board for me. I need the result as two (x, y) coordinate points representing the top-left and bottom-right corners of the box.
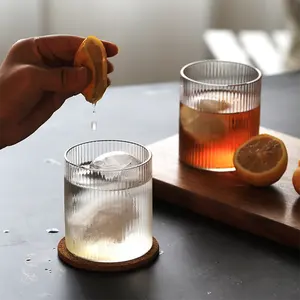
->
(149, 127), (300, 249)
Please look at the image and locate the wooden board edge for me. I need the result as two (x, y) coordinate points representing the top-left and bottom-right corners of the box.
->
(153, 178), (300, 249)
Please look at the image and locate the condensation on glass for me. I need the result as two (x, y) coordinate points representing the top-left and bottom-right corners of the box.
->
(64, 140), (153, 263)
(179, 60), (262, 171)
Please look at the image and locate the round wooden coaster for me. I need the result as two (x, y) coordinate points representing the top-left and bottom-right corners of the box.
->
(57, 237), (159, 272)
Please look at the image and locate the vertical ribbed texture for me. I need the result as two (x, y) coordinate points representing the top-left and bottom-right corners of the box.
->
(179, 60), (261, 171)
(64, 140), (152, 263)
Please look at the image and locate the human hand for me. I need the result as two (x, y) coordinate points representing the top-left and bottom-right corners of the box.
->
(0, 35), (118, 149)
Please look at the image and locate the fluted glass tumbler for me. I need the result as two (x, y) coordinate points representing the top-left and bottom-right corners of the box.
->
(64, 140), (153, 263)
(179, 60), (262, 171)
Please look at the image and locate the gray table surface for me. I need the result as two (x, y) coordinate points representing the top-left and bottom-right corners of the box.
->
(0, 72), (299, 300)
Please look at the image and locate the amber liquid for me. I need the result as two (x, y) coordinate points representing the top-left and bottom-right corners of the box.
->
(179, 103), (260, 171)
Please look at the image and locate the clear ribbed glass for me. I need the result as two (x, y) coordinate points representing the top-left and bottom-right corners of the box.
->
(64, 140), (152, 263)
(179, 60), (262, 171)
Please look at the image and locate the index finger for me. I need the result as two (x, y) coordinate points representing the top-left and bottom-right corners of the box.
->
(33, 35), (119, 66)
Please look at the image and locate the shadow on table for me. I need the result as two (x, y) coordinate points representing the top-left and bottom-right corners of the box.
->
(292, 196), (300, 219)
(72, 264), (159, 300)
(69, 200), (300, 300)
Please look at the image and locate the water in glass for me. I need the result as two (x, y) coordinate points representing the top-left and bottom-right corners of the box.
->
(64, 150), (152, 263)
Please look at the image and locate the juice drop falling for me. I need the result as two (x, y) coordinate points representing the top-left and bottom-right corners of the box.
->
(91, 104), (97, 131)
(91, 121), (97, 131)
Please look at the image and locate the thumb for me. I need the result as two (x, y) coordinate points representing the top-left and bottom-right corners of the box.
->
(39, 66), (91, 94)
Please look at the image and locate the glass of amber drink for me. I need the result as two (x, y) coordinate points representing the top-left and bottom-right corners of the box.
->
(179, 60), (262, 172)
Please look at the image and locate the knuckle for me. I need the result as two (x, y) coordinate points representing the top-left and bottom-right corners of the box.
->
(14, 64), (37, 89)
(3, 63), (35, 84)
(10, 37), (32, 53)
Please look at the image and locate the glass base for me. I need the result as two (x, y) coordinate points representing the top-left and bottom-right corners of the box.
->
(58, 237), (160, 272)
(65, 235), (153, 263)
(180, 159), (236, 173)
(197, 166), (236, 173)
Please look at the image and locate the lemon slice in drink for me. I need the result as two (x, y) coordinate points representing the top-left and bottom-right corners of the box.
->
(180, 100), (230, 144)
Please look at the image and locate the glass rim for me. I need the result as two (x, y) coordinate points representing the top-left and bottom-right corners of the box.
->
(64, 139), (152, 172)
(180, 59), (262, 87)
